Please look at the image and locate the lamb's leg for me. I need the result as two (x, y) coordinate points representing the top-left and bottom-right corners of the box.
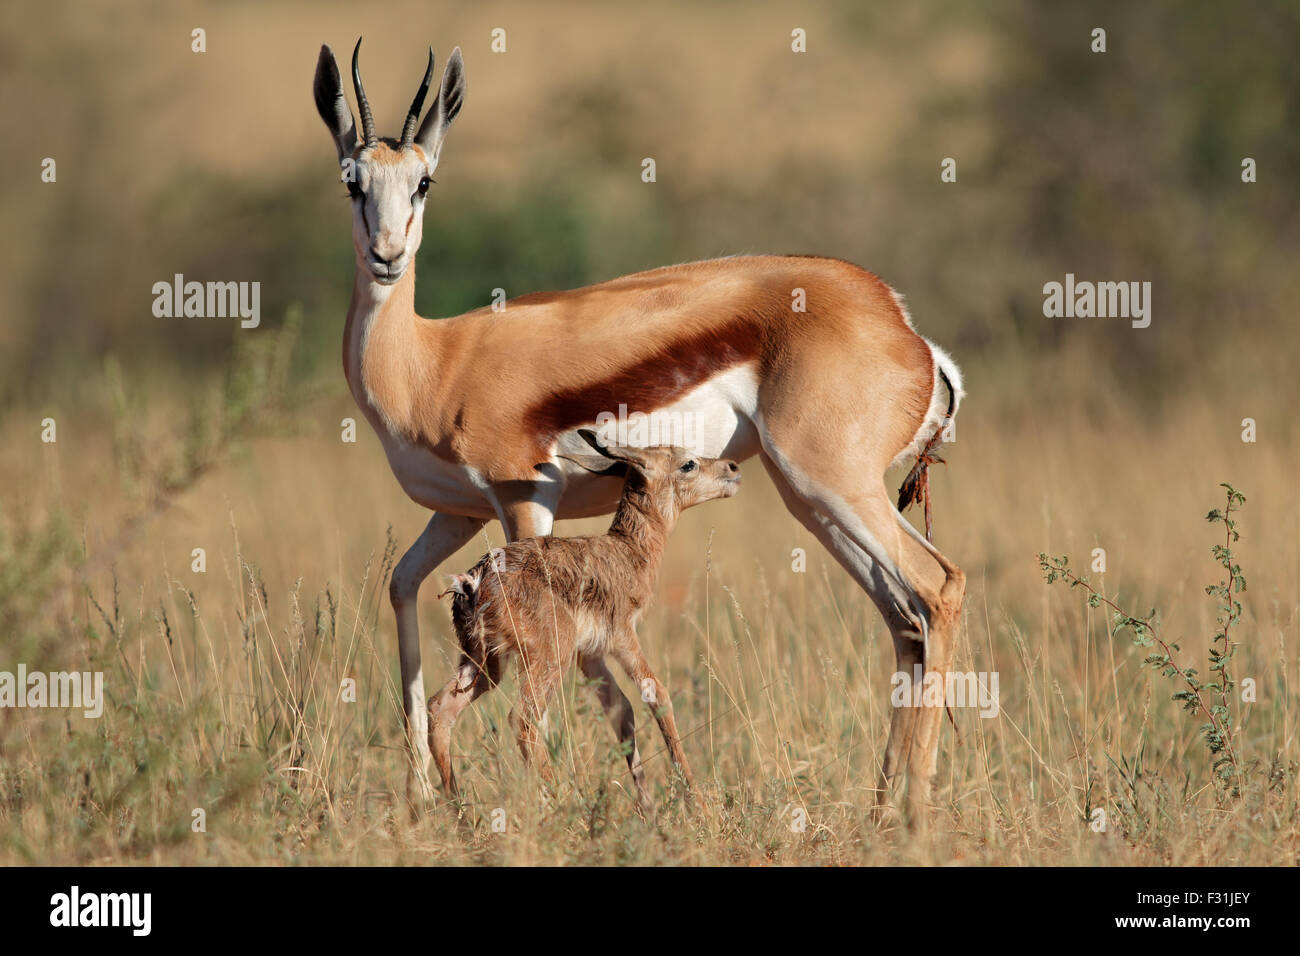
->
(510, 661), (561, 785)
(611, 637), (700, 809)
(578, 652), (654, 817)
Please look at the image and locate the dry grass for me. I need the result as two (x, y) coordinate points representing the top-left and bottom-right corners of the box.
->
(2, 339), (1295, 866)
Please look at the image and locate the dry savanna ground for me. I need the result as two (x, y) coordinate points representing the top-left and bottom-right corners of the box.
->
(1, 339), (1296, 866)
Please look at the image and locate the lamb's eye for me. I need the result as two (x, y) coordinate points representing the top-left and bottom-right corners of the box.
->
(417, 176), (431, 197)
(679, 460), (697, 474)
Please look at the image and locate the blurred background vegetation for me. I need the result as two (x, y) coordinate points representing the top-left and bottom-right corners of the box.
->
(3, 0), (1297, 406)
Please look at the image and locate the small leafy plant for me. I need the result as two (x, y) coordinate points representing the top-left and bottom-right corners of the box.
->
(1038, 483), (1247, 794)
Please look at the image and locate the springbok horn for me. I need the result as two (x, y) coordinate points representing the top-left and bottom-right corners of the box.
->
(401, 48), (435, 147)
(352, 38), (377, 147)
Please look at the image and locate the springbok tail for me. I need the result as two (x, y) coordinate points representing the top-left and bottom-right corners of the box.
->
(895, 342), (963, 538)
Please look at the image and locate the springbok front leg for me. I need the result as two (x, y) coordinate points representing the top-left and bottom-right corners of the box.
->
(578, 653), (655, 816)
(391, 512), (485, 812)
(423, 485), (560, 804)
(490, 469), (563, 541)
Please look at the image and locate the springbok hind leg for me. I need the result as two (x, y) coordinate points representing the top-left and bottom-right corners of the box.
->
(759, 454), (964, 829)
(833, 496), (963, 828)
(892, 510), (964, 820)
(825, 494), (963, 828)
(879, 629), (925, 814)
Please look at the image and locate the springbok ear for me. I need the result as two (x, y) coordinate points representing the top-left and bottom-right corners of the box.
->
(557, 453), (629, 478)
(576, 427), (650, 469)
(415, 46), (465, 168)
(313, 45), (358, 162)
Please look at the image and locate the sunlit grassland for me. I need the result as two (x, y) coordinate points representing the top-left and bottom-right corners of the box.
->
(1, 339), (1295, 866)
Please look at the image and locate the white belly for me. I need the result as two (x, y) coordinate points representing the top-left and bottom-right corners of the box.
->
(555, 363), (762, 518)
(378, 432), (497, 516)
(363, 363), (762, 519)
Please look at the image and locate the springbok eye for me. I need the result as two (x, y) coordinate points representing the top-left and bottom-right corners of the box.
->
(417, 176), (431, 197)
(346, 179), (362, 200)
(679, 460), (698, 474)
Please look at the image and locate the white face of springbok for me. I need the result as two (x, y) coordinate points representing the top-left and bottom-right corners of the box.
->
(313, 40), (465, 286)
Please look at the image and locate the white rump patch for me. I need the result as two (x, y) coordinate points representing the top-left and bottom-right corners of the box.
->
(888, 337), (965, 472)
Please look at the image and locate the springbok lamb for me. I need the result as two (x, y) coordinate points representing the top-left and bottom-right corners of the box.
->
(313, 39), (965, 824)
(428, 430), (740, 813)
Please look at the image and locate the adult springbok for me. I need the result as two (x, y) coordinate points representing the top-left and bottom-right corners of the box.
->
(313, 39), (966, 823)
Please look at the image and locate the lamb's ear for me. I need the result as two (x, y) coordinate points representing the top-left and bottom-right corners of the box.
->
(576, 428), (650, 469)
(313, 44), (358, 162)
(557, 453), (629, 478)
(415, 46), (465, 169)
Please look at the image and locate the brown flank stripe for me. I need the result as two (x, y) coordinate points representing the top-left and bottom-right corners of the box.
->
(522, 315), (763, 450)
